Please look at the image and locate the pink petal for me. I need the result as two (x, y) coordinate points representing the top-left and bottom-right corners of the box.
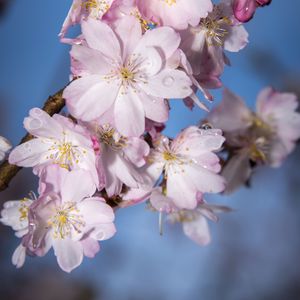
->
(9, 139), (50, 167)
(12, 244), (26, 268)
(123, 137), (150, 167)
(134, 26), (180, 59)
(183, 215), (211, 246)
(144, 69), (192, 99)
(82, 18), (121, 61)
(208, 88), (252, 132)
(70, 45), (112, 75)
(77, 197), (115, 225)
(90, 223), (116, 241)
(53, 238), (83, 273)
(224, 25), (249, 52)
(113, 15), (142, 61)
(64, 75), (120, 121)
(140, 92), (169, 123)
(114, 88), (145, 137)
(61, 170), (96, 203)
(81, 237), (100, 258)
(167, 168), (197, 209)
(24, 108), (63, 139)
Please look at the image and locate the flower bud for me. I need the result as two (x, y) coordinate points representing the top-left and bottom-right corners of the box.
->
(256, 0), (272, 6)
(233, 0), (257, 23)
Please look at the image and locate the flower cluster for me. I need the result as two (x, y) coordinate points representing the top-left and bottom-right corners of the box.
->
(1, 0), (298, 273)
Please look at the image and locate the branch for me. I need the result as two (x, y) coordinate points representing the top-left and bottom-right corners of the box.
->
(0, 87), (65, 192)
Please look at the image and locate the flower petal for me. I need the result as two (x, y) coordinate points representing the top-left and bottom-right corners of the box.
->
(143, 69), (192, 99)
(61, 170), (96, 203)
(183, 215), (211, 246)
(114, 88), (145, 137)
(9, 139), (50, 167)
(64, 75), (120, 122)
(53, 238), (83, 273)
(82, 18), (121, 61)
(77, 197), (115, 225)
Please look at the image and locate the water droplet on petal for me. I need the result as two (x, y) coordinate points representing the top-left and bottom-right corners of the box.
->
(163, 76), (174, 87)
(29, 118), (42, 130)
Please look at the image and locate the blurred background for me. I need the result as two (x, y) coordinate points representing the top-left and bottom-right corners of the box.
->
(0, 1), (300, 299)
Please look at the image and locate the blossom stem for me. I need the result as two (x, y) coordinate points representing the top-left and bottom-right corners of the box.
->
(0, 87), (65, 192)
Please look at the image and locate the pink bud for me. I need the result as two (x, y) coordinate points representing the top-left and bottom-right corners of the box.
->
(233, 0), (258, 23)
(256, 0), (272, 6)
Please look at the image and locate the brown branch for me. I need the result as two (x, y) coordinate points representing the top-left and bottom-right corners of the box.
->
(0, 87), (65, 192)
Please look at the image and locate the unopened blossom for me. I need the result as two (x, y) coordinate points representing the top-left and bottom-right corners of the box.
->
(208, 87), (300, 192)
(59, 0), (115, 42)
(180, 0), (248, 77)
(64, 17), (192, 137)
(9, 108), (98, 186)
(233, 0), (272, 23)
(0, 135), (11, 161)
(137, 0), (213, 30)
(23, 167), (116, 272)
(91, 122), (149, 196)
(0, 196), (34, 268)
(144, 126), (226, 210)
(150, 189), (231, 245)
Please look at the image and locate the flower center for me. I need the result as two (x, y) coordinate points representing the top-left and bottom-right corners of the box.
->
(120, 67), (135, 81)
(161, 0), (177, 6)
(200, 6), (232, 46)
(98, 125), (127, 151)
(132, 9), (157, 31)
(47, 133), (86, 169)
(18, 198), (31, 221)
(82, 0), (110, 16)
(48, 202), (85, 239)
(163, 151), (177, 161)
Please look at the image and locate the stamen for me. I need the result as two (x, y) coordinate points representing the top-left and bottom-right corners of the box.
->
(98, 125), (127, 151)
(200, 6), (232, 47)
(163, 151), (177, 161)
(48, 202), (85, 239)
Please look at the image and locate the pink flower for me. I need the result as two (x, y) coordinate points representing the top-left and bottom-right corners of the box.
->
(150, 189), (231, 245)
(23, 166), (116, 272)
(0, 135), (11, 161)
(59, 0), (115, 42)
(0, 197), (34, 268)
(208, 87), (300, 192)
(92, 123), (150, 196)
(63, 17), (192, 137)
(145, 126), (226, 210)
(137, 0), (213, 30)
(256, 87), (300, 167)
(180, 0), (248, 77)
(9, 108), (98, 187)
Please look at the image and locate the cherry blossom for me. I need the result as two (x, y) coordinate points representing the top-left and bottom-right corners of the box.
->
(150, 188), (231, 245)
(8, 108), (98, 187)
(22, 166), (116, 272)
(0, 196), (34, 268)
(208, 87), (300, 192)
(180, 0), (248, 79)
(137, 0), (213, 30)
(59, 0), (116, 42)
(90, 122), (150, 196)
(63, 17), (192, 136)
(144, 126), (226, 209)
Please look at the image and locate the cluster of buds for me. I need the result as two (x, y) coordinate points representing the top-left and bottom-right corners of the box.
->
(1, 0), (299, 273)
